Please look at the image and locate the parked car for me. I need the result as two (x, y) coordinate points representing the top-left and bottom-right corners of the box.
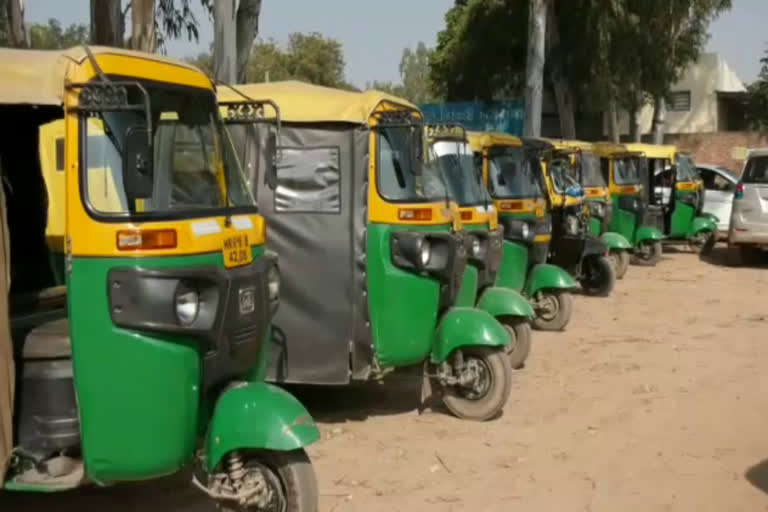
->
(728, 149), (768, 265)
(654, 163), (737, 238)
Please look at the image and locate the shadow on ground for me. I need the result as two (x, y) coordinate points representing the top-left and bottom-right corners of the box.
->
(699, 246), (768, 269)
(746, 459), (768, 495)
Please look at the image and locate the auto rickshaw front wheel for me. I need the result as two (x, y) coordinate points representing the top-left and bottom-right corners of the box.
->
(531, 290), (573, 331)
(439, 346), (512, 421)
(212, 449), (318, 512)
(609, 250), (630, 279)
(632, 240), (662, 266)
(499, 316), (532, 369)
(579, 255), (615, 297)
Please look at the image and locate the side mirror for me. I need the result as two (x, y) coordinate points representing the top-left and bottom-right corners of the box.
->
(122, 127), (154, 200)
(265, 131), (278, 190)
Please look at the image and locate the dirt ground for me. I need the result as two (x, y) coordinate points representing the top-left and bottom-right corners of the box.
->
(3, 247), (768, 511)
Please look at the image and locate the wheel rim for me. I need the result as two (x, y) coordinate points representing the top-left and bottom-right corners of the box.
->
(503, 324), (518, 353)
(637, 243), (653, 260)
(240, 461), (287, 512)
(537, 293), (559, 321)
(456, 356), (492, 400)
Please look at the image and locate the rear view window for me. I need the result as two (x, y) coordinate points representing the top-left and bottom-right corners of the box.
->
(743, 156), (768, 184)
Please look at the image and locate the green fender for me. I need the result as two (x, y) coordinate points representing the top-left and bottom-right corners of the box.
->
(205, 382), (320, 472)
(431, 307), (509, 363)
(477, 286), (534, 319)
(635, 225), (664, 244)
(691, 215), (717, 235)
(601, 231), (632, 250)
(524, 263), (577, 297)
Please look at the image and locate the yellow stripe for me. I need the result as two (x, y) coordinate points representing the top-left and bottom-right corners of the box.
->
(534, 234), (552, 242)
(676, 182), (698, 192)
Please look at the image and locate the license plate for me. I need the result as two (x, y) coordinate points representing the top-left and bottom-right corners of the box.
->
(223, 233), (253, 268)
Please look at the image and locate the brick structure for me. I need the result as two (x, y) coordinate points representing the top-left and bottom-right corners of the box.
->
(663, 132), (768, 174)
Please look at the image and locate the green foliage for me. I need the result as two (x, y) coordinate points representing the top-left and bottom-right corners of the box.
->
(745, 50), (768, 131)
(367, 42), (437, 103)
(28, 19), (88, 49)
(155, 0), (200, 52)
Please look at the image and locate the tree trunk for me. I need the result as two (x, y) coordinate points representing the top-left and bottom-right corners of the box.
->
(651, 95), (666, 145)
(214, 0), (237, 83)
(6, 0), (28, 48)
(544, 2), (575, 139)
(607, 97), (620, 143)
(90, 0), (123, 47)
(524, 0), (547, 137)
(628, 107), (640, 142)
(235, 0), (261, 83)
(129, 0), (157, 52)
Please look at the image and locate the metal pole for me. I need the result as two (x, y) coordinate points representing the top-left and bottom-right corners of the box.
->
(214, 0), (238, 83)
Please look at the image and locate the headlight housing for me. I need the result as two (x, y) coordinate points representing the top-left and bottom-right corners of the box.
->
(565, 214), (580, 235)
(471, 237), (482, 258)
(419, 239), (432, 266)
(174, 281), (200, 326)
(267, 264), (280, 302)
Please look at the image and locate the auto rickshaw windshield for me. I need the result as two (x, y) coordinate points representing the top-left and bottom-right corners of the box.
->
(580, 152), (606, 188)
(378, 125), (447, 202)
(432, 145), (490, 207)
(614, 157), (641, 185)
(488, 147), (545, 199)
(84, 82), (254, 215)
(676, 155), (699, 182)
(549, 155), (579, 193)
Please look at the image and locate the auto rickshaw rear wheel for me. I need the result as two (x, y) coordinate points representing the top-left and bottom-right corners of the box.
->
(531, 290), (573, 331)
(690, 232), (715, 255)
(440, 346), (512, 421)
(499, 317), (532, 370)
(214, 449), (318, 512)
(609, 250), (630, 279)
(632, 240), (662, 266)
(579, 255), (615, 297)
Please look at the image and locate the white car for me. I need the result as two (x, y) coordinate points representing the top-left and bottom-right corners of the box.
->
(654, 163), (737, 238)
(728, 149), (768, 264)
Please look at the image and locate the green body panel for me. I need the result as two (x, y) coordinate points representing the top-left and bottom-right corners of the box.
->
(476, 286), (534, 318)
(691, 215), (718, 236)
(525, 263), (577, 296)
(3, 481), (78, 492)
(610, 194), (639, 245)
(204, 382), (320, 472)
(68, 247), (265, 483)
(601, 231), (632, 250)
(430, 307), (509, 363)
(588, 217), (602, 237)
(670, 199), (696, 238)
(366, 223), (447, 367)
(456, 264), (479, 308)
(495, 240), (528, 292)
(635, 225), (664, 243)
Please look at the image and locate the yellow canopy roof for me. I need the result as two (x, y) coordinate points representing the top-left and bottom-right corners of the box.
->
(0, 45), (204, 106)
(546, 139), (594, 151)
(623, 142), (677, 159)
(467, 131), (523, 152)
(217, 80), (418, 124)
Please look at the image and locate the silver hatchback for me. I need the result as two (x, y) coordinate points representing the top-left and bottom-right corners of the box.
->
(728, 149), (768, 264)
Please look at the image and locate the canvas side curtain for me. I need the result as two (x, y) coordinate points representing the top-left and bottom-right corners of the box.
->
(0, 178), (13, 474)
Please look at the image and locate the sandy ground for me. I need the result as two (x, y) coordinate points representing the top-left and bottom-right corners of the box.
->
(3, 247), (768, 511)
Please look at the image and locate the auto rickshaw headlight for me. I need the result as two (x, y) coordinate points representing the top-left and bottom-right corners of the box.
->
(174, 281), (200, 326)
(471, 237), (482, 258)
(267, 265), (280, 302)
(565, 215), (580, 235)
(521, 222), (530, 239)
(419, 239), (432, 267)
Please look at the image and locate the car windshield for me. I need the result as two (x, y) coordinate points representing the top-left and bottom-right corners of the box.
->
(431, 141), (490, 207)
(378, 125), (447, 202)
(742, 155), (768, 184)
(580, 152), (606, 188)
(84, 82), (253, 216)
(676, 155), (699, 182)
(549, 155), (579, 193)
(488, 146), (545, 199)
(614, 157), (641, 185)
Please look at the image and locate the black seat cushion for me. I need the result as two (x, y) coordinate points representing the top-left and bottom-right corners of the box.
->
(23, 318), (71, 359)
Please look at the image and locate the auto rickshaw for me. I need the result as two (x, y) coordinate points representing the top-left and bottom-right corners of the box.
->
(548, 139), (633, 278)
(0, 47), (319, 511)
(426, 124), (534, 369)
(593, 143), (666, 265)
(468, 132), (577, 331)
(624, 143), (717, 253)
(220, 81), (516, 421)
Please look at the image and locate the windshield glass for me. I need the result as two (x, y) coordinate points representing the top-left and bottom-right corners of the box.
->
(378, 125), (447, 202)
(614, 157), (641, 185)
(431, 142), (490, 207)
(580, 152), (606, 188)
(83, 83), (254, 216)
(488, 147), (545, 199)
(676, 155), (699, 182)
(548, 155), (579, 193)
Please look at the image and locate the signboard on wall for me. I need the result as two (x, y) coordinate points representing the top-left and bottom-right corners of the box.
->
(420, 100), (524, 135)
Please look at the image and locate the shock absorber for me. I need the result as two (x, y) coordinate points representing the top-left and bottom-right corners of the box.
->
(226, 450), (247, 484)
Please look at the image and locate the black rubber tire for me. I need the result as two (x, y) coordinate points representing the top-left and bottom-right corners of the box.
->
(580, 255), (615, 297)
(441, 346), (512, 421)
(698, 233), (716, 255)
(632, 240), (662, 266)
(499, 317), (532, 370)
(224, 449), (318, 512)
(531, 290), (573, 331)
(609, 250), (631, 279)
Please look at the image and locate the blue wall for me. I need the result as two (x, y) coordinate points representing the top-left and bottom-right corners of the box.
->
(420, 100), (524, 135)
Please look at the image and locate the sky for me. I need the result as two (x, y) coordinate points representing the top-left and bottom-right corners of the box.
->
(24, 0), (767, 88)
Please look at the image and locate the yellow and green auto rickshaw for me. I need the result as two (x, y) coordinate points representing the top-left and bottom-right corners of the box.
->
(547, 139), (633, 278)
(221, 81), (521, 421)
(426, 124), (534, 369)
(0, 47), (319, 510)
(468, 132), (578, 331)
(593, 142), (666, 265)
(624, 143), (717, 253)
